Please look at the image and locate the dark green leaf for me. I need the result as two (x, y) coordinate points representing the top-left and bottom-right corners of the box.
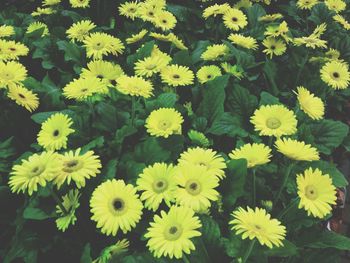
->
(208, 113), (248, 137)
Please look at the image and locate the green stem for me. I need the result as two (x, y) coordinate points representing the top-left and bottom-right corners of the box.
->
(268, 136), (274, 148)
(278, 198), (300, 219)
(183, 254), (191, 263)
(131, 96), (136, 126)
(242, 239), (256, 263)
(252, 169), (256, 207)
(50, 187), (68, 215)
(294, 51), (309, 87)
(274, 163), (295, 205)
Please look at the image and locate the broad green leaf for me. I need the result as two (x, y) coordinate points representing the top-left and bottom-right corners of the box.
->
(80, 243), (92, 263)
(126, 40), (155, 67)
(197, 75), (229, 125)
(31, 110), (74, 124)
(23, 207), (52, 220)
(57, 40), (82, 64)
(172, 50), (192, 66)
(227, 84), (258, 118)
(134, 137), (171, 164)
(208, 112), (248, 137)
(263, 60), (279, 96)
(259, 91), (280, 105)
(191, 40), (211, 64)
(305, 231), (350, 250)
(310, 119), (349, 155)
(265, 240), (298, 257)
(81, 136), (105, 153)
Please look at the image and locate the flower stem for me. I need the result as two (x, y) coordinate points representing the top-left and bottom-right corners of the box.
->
(252, 169), (256, 207)
(242, 239), (256, 263)
(274, 163), (295, 205)
(50, 187), (68, 215)
(131, 96), (136, 126)
(183, 254), (191, 263)
(278, 198), (300, 219)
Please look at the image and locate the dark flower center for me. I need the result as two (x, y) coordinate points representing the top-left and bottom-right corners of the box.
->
(18, 93), (25, 99)
(66, 160), (78, 168)
(173, 74), (180, 79)
(169, 226), (178, 234)
(53, 130), (60, 136)
(333, 72), (340, 78)
(113, 198), (124, 211)
(232, 17), (238, 22)
(270, 45), (276, 50)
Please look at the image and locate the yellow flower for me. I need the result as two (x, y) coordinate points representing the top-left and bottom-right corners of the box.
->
(234, 0), (252, 9)
(90, 179), (143, 236)
(93, 239), (129, 263)
(83, 32), (124, 60)
(295, 86), (325, 120)
(37, 113), (75, 151)
(0, 40), (29, 61)
(0, 61), (27, 88)
(187, 130), (210, 147)
(126, 29), (148, 44)
(136, 163), (178, 211)
(70, 0), (90, 8)
(53, 148), (101, 189)
(134, 55), (169, 77)
(7, 84), (39, 112)
(0, 25), (15, 38)
(221, 62), (244, 79)
(297, 168), (337, 218)
(145, 206), (201, 259)
(201, 44), (229, 61)
(56, 190), (80, 232)
(229, 143), (272, 168)
(119, 1), (140, 20)
(154, 11), (177, 31)
(275, 138), (320, 161)
(228, 33), (258, 50)
(178, 147), (226, 180)
(63, 77), (108, 101)
(262, 37), (286, 58)
(43, 0), (61, 6)
(66, 20), (96, 42)
(146, 108), (184, 138)
(333, 14), (350, 30)
(8, 151), (60, 195)
(116, 75), (153, 98)
(296, 0), (319, 9)
(202, 3), (231, 19)
(81, 60), (124, 85)
(174, 164), (219, 212)
(264, 21), (289, 38)
(196, 65), (222, 84)
(222, 8), (248, 31)
(293, 36), (327, 49)
(320, 60), (350, 90)
(325, 0), (346, 13)
(250, 105), (297, 137)
(31, 7), (55, 16)
(138, 3), (161, 22)
(229, 207), (286, 248)
(160, 64), (194, 87)
(26, 22), (49, 36)
(258, 13), (283, 22)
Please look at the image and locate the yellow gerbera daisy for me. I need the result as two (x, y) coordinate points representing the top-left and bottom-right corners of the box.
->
(275, 138), (320, 161)
(63, 77), (108, 101)
(7, 84), (39, 112)
(53, 148), (101, 189)
(94, 239), (129, 262)
(126, 29), (148, 44)
(196, 65), (222, 84)
(136, 163), (178, 211)
(325, 0), (346, 13)
(31, 7), (55, 16)
(174, 164), (219, 212)
(333, 14), (350, 30)
(26, 22), (49, 36)
(146, 108), (184, 138)
(293, 36), (327, 49)
(134, 55), (169, 77)
(295, 86), (325, 120)
(43, 0), (61, 6)
(297, 168), (337, 218)
(70, 0), (90, 8)
(201, 44), (229, 61)
(178, 147), (226, 180)
(119, 1), (140, 20)
(264, 21), (289, 39)
(154, 11), (177, 31)
(229, 143), (272, 168)
(0, 61), (27, 88)
(0, 25), (15, 38)
(1, 40), (29, 61)
(90, 179), (143, 236)
(203, 3), (231, 19)
(228, 33), (258, 50)
(37, 113), (75, 151)
(160, 64), (194, 87)
(81, 60), (124, 84)
(262, 37), (286, 58)
(145, 206), (201, 259)
(66, 20), (96, 42)
(8, 151), (60, 195)
(116, 75), (153, 98)
(258, 13), (283, 22)
(229, 207), (286, 248)
(250, 105), (298, 137)
(296, 0), (319, 9)
(320, 60), (350, 90)
(223, 8), (248, 31)
(56, 189), (80, 232)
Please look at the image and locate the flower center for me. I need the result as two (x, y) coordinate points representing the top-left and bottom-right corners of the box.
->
(18, 93), (26, 99)
(173, 74), (180, 79)
(185, 179), (201, 196)
(164, 224), (183, 241)
(110, 197), (127, 215)
(270, 45), (276, 50)
(62, 159), (82, 173)
(29, 165), (45, 177)
(152, 179), (168, 193)
(305, 185), (318, 200)
(232, 17), (238, 22)
(162, 19), (167, 24)
(93, 42), (104, 50)
(158, 120), (171, 130)
(96, 74), (104, 79)
(266, 117), (281, 129)
(2, 72), (14, 80)
(146, 64), (157, 70)
(53, 129), (60, 137)
(207, 74), (212, 79)
(332, 72), (340, 79)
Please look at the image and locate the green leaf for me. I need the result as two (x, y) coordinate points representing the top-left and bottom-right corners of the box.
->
(221, 159), (247, 210)
(172, 50), (192, 66)
(57, 40), (82, 64)
(306, 160), (348, 187)
(197, 75), (229, 125)
(103, 159), (118, 181)
(265, 240), (298, 257)
(31, 110), (74, 124)
(134, 137), (171, 164)
(263, 60), (279, 96)
(23, 207), (52, 220)
(208, 112), (248, 137)
(191, 40), (211, 64)
(200, 215), (221, 247)
(81, 136), (105, 153)
(246, 4), (266, 28)
(227, 84), (258, 118)
(126, 40), (155, 67)
(80, 243), (92, 263)
(259, 91), (280, 105)
(305, 231), (350, 250)
(310, 119), (349, 155)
